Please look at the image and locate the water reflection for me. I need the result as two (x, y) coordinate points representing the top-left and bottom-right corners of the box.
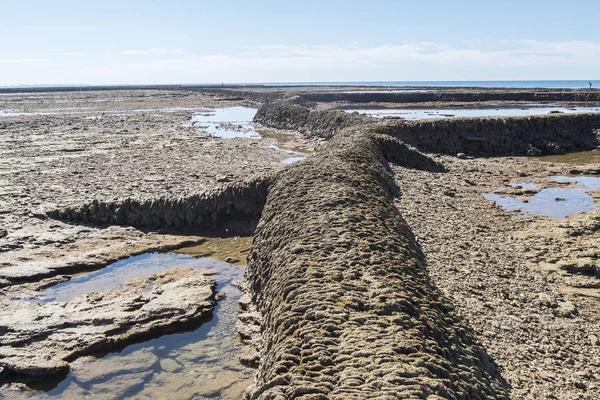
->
(484, 176), (600, 218)
(190, 107), (260, 139)
(3, 237), (255, 400)
(343, 106), (600, 120)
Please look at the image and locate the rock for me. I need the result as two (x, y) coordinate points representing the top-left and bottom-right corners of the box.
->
(589, 334), (599, 346)
(75, 348), (158, 384)
(239, 346), (260, 368)
(554, 300), (578, 317)
(0, 229), (7, 239)
(526, 145), (543, 156)
(158, 358), (182, 373)
(538, 293), (557, 308)
(83, 371), (154, 398)
(558, 258), (598, 276)
(216, 175), (231, 183)
(457, 152), (467, 159)
(238, 294), (252, 312)
(224, 256), (239, 264)
(291, 246), (304, 254)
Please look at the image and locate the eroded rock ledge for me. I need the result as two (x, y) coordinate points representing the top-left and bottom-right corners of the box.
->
(255, 101), (600, 156)
(244, 128), (509, 399)
(254, 100), (375, 140)
(0, 267), (217, 383)
(46, 173), (274, 235)
(299, 89), (600, 104)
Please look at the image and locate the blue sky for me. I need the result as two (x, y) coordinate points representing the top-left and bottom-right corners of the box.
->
(1, 0), (599, 85)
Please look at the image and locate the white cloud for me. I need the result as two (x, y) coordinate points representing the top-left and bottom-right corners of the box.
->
(0, 59), (46, 64)
(2, 40), (600, 84)
(50, 53), (87, 57)
(119, 48), (184, 56)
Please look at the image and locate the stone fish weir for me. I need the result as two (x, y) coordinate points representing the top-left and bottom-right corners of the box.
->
(244, 127), (508, 399)
(27, 98), (600, 398)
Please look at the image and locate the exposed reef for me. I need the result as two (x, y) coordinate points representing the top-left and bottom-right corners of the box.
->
(299, 90), (600, 104)
(46, 174), (274, 235)
(3, 88), (600, 398)
(378, 113), (600, 156)
(255, 100), (600, 156)
(244, 128), (508, 399)
(254, 100), (374, 139)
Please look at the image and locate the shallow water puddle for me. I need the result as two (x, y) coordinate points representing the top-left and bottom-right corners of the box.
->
(552, 175), (600, 191)
(33, 252), (219, 303)
(485, 176), (600, 218)
(267, 144), (306, 164)
(343, 106), (600, 120)
(4, 237), (255, 399)
(190, 107), (260, 138)
(17, 263), (252, 399)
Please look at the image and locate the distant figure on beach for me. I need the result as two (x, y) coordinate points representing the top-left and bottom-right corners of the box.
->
(590, 82), (593, 89)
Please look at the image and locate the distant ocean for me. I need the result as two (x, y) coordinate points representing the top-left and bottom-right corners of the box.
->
(258, 80), (600, 89)
(1, 80), (598, 90)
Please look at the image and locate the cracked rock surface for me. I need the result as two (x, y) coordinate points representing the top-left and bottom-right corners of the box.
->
(0, 267), (217, 382)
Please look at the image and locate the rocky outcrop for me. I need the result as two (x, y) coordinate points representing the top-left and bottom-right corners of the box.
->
(46, 173), (274, 235)
(254, 100), (375, 139)
(244, 129), (508, 399)
(255, 99), (600, 156)
(0, 268), (217, 383)
(300, 90), (600, 104)
(378, 113), (600, 156)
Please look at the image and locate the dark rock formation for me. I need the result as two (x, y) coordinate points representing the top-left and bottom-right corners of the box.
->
(46, 173), (274, 235)
(244, 129), (509, 399)
(378, 113), (600, 156)
(255, 100), (600, 156)
(299, 90), (600, 104)
(254, 100), (375, 140)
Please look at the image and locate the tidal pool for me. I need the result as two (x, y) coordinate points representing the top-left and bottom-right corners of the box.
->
(268, 144), (306, 164)
(190, 107), (260, 139)
(33, 252), (219, 303)
(3, 237), (255, 400)
(485, 176), (600, 218)
(343, 106), (600, 120)
(552, 175), (600, 191)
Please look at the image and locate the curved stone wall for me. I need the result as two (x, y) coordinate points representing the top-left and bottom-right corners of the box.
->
(46, 173), (274, 234)
(254, 100), (375, 139)
(255, 100), (600, 156)
(379, 113), (600, 156)
(244, 129), (508, 399)
(300, 90), (600, 104)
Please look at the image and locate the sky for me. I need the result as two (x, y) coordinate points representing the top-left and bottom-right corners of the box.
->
(1, 0), (599, 85)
